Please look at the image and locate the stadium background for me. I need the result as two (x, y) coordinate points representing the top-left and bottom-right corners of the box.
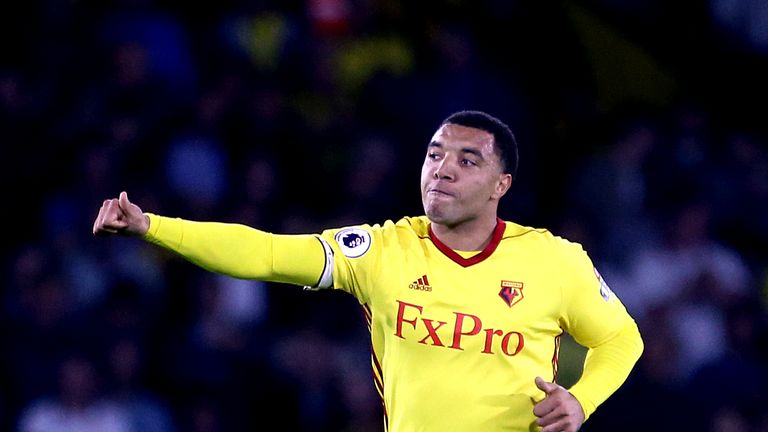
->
(2, 0), (768, 430)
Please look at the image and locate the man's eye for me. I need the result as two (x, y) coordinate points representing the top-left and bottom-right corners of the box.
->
(428, 153), (440, 159)
(462, 159), (477, 166)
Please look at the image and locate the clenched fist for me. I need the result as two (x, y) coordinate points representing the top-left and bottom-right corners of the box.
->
(92, 191), (150, 237)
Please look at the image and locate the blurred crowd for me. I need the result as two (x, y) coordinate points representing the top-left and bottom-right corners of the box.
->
(2, 0), (768, 431)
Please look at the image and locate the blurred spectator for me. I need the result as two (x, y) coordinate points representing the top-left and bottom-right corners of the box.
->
(164, 134), (230, 218)
(568, 115), (660, 268)
(269, 329), (350, 431)
(4, 246), (77, 408)
(332, 133), (400, 224)
(710, 0), (768, 54)
(99, 3), (197, 95)
(710, 131), (768, 270)
(687, 297), (768, 430)
(185, 399), (223, 432)
(17, 354), (131, 432)
(620, 201), (752, 382)
(109, 338), (176, 432)
(170, 274), (249, 390)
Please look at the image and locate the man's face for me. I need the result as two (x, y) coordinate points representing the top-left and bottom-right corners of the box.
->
(420, 123), (511, 227)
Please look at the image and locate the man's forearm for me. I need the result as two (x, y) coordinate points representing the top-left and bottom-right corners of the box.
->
(143, 214), (326, 286)
(568, 320), (644, 420)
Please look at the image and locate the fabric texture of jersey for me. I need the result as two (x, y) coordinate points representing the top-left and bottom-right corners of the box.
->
(319, 216), (639, 432)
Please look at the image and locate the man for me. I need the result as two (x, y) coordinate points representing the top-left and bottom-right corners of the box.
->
(93, 111), (643, 432)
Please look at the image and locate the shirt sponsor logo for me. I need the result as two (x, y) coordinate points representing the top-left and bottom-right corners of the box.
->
(499, 280), (524, 307)
(394, 300), (525, 356)
(408, 274), (432, 292)
(335, 228), (372, 258)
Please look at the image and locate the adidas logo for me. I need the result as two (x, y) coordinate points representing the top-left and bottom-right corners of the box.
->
(408, 275), (433, 292)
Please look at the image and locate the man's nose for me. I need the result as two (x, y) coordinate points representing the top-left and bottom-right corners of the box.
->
(434, 158), (455, 180)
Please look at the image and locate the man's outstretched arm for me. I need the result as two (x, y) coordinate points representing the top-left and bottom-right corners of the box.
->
(93, 192), (329, 287)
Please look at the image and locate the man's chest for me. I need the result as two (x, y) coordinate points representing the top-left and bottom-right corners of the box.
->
(368, 251), (564, 353)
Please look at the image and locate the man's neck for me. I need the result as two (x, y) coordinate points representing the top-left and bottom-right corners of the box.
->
(430, 216), (500, 251)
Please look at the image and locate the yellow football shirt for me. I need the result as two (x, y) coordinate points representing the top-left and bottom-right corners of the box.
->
(318, 216), (637, 432)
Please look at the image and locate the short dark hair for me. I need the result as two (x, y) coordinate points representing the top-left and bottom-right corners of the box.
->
(441, 110), (519, 180)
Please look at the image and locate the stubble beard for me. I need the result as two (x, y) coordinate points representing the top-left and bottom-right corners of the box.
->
(424, 197), (460, 227)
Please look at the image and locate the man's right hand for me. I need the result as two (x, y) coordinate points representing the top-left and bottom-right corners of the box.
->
(92, 191), (150, 237)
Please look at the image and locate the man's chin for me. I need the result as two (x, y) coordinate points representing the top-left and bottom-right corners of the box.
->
(424, 209), (453, 226)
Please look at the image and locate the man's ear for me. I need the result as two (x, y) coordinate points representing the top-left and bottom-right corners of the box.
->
(491, 173), (512, 200)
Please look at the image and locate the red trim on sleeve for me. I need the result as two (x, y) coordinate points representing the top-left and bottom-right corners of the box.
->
(552, 332), (562, 381)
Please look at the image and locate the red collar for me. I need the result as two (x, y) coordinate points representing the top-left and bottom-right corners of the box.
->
(427, 218), (505, 267)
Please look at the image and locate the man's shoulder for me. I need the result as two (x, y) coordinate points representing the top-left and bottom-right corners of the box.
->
(500, 220), (552, 241)
(365, 215), (431, 239)
(393, 215), (430, 236)
(320, 215), (429, 240)
(500, 220), (584, 251)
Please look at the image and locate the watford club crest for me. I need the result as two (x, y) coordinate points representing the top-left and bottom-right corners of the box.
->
(499, 281), (524, 307)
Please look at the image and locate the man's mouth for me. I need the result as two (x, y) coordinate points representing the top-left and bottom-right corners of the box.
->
(428, 188), (454, 197)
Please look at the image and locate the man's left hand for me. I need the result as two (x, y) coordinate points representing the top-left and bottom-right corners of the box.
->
(533, 376), (585, 432)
